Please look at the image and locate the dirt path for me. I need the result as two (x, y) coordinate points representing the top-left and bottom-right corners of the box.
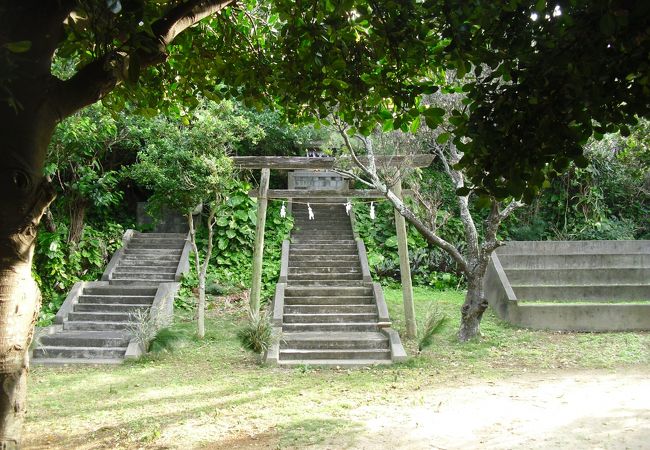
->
(339, 370), (650, 450)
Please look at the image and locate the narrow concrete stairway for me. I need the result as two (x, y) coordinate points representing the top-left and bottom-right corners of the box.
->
(276, 199), (400, 367)
(32, 231), (189, 364)
(486, 240), (650, 331)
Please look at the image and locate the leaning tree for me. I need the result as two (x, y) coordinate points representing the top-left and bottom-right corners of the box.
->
(1, 0), (648, 446)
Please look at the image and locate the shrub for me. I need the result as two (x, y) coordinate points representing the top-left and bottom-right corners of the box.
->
(237, 308), (273, 354)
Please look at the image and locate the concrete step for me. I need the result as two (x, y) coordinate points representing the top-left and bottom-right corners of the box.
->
(127, 242), (185, 249)
(505, 268), (650, 285)
(289, 255), (359, 263)
(288, 280), (366, 288)
(38, 331), (131, 347)
(288, 273), (363, 281)
(134, 232), (186, 239)
(280, 348), (391, 360)
(285, 286), (373, 297)
(67, 311), (133, 322)
(121, 255), (181, 262)
(32, 346), (127, 360)
(113, 266), (176, 274)
(123, 248), (182, 255)
(64, 320), (131, 331)
(31, 357), (124, 366)
(118, 259), (179, 267)
(129, 237), (186, 244)
(290, 243), (357, 250)
(290, 249), (357, 256)
(291, 235), (356, 241)
(512, 284), (650, 301)
(83, 286), (158, 296)
(277, 358), (392, 367)
(290, 239), (357, 245)
(293, 209), (350, 214)
(111, 272), (176, 280)
(499, 253), (650, 269)
(289, 267), (361, 275)
(285, 305), (377, 314)
(292, 225), (353, 232)
(498, 240), (650, 255)
(292, 229), (352, 235)
(284, 296), (375, 305)
(281, 332), (388, 349)
(284, 313), (378, 324)
(78, 294), (154, 305)
(293, 210), (351, 215)
(74, 303), (151, 313)
(282, 322), (380, 332)
(109, 279), (170, 287)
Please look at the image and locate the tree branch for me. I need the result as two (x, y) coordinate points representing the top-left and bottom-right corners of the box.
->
(337, 126), (469, 274)
(49, 0), (234, 120)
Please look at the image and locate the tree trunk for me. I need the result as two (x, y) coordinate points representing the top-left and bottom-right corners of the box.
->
(0, 81), (59, 445)
(197, 274), (206, 339)
(0, 178), (55, 448)
(67, 197), (87, 246)
(457, 276), (489, 341)
(187, 214), (205, 339)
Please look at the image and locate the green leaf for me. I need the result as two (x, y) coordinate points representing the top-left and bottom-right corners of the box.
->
(384, 236), (398, 248)
(436, 132), (451, 144)
(218, 238), (228, 250)
(409, 116), (421, 133)
(382, 120), (394, 132)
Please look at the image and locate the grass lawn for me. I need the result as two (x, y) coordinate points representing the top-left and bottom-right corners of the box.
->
(25, 287), (650, 449)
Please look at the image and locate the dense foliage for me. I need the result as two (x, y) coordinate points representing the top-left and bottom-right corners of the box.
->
(353, 120), (649, 289)
(177, 182), (293, 309)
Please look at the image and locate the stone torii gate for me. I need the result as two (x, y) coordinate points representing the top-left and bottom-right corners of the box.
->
(232, 155), (434, 338)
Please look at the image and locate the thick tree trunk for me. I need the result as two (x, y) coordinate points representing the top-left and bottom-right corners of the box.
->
(457, 276), (489, 341)
(0, 76), (59, 445)
(0, 178), (55, 448)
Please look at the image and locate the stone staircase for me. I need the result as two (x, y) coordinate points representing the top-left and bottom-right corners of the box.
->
(270, 199), (405, 367)
(107, 232), (187, 285)
(32, 231), (189, 365)
(485, 240), (650, 331)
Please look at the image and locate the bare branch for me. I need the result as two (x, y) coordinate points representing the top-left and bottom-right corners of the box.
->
(481, 199), (524, 258)
(336, 125), (469, 274)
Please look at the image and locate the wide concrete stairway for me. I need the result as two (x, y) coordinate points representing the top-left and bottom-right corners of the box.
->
(274, 200), (404, 367)
(32, 231), (189, 364)
(486, 240), (650, 331)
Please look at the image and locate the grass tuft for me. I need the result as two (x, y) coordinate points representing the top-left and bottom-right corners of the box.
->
(237, 308), (273, 354)
(417, 305), (447, 352)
